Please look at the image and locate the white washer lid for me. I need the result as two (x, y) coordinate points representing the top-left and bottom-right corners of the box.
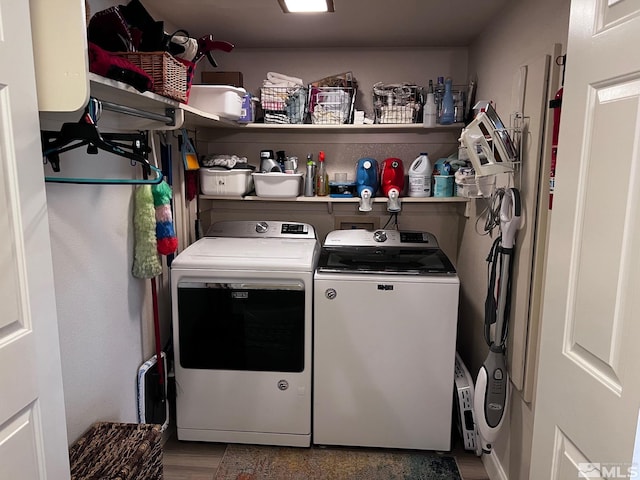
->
(171, 237), (319, 272)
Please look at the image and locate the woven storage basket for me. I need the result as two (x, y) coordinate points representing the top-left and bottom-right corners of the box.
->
(117, 51), (188, 102)
(69, 422), (162, 480)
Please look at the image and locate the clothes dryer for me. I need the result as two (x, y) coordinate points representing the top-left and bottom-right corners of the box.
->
(171, 221), (319, 447)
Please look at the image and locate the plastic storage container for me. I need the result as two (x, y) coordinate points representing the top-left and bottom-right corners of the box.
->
(188, 85), (247, 120)
(200, 169), (253, 196)
(433, 175), (454, 197)
(252, 173), (302, 198)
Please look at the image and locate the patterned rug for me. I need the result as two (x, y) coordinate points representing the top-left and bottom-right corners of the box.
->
(214, 444), (461, 480)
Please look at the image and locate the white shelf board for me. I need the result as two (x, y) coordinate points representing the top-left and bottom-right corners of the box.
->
(199, 121), (465, 132)
(200, 195), (468, 203)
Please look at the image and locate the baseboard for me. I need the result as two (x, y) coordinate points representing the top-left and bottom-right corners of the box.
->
(482, 450), (509, 480)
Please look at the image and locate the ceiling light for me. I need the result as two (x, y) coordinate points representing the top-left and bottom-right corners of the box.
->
(278, 0), (335, 13)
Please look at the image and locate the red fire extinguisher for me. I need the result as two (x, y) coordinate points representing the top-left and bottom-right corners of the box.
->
(549, 55), (566, 210)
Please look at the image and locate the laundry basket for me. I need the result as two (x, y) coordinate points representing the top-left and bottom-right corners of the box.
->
(373, 83), (422, 124)
(308, 86), (356, 124)
(260, 86), (307, 124)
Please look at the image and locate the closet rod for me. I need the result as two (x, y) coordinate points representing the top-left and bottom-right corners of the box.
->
(99, 99), (176, 126)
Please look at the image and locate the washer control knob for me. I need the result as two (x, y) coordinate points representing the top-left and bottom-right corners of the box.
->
(373, 230), (387, 242)
(255, 221), (269, 233)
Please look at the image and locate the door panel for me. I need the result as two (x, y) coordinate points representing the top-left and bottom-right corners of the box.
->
(0, 406), (44, 480)
(0, 0), (70, 478)
(569, 78), (640, 390)
(0, 91), (23, 334)
(531, 0), (640, 476)
(550, 429), (598, 480)
(602, 0), (640, 29)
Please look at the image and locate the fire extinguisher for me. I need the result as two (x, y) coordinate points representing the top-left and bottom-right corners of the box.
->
(549, 55), (566, 210)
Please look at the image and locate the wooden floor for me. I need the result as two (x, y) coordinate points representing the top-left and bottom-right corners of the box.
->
(162, 432), (490, 480)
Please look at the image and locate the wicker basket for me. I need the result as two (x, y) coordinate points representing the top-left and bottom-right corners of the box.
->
(117, 51), (189, 102)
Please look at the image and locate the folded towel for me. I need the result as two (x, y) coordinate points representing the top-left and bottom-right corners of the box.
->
(200, 154), (249, 169)
(265, 71), (304, 87)
(264, 112), (291, 124)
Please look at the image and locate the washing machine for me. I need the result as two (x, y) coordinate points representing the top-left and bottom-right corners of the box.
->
(171, 220), (319, 447)
(313, 229), (460, 450)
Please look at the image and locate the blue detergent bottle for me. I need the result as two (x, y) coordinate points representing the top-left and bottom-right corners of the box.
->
(440, 78), (455, 125)
(356, 158), (379, 197)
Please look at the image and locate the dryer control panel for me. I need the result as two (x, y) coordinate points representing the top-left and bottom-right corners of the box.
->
(206, 221), (316, 239)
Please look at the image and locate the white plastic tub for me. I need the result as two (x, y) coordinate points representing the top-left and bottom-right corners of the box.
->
(189, 85), (247, 120)
(200, 169), (253, 196)
(252, 173), (302, 198)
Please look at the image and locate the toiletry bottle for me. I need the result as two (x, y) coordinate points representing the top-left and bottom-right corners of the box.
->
(423, 80), (437, 128)
(316, 151), (329, 196)
(440, 77), (455, 125)
(304, 154), (315, 197)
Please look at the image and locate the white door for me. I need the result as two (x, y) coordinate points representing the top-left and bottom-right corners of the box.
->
(0, 0), (70, 479)
(530, 0), (640, 478)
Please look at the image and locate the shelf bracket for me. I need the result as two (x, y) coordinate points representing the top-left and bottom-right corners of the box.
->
(463, 198), (474, 218)
(326, 201), (333, 214)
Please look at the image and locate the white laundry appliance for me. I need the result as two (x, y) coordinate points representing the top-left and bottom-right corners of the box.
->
(313, 229), (460, 450)
(171, 220), (319, 447)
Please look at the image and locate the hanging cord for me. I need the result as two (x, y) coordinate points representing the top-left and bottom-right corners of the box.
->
(475, 187), (506, 237)
(484, 235), (501, 346)
(482, 187), (514, 349)
(382, 212), (398, 229)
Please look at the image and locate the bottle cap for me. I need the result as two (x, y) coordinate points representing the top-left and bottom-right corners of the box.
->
(319, 151), (325, 162)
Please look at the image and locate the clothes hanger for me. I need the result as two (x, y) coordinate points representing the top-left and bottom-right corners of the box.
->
(42, 100), (163, 185)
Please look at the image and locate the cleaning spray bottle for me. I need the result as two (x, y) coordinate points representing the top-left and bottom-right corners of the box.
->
(423, 80), (437, 128)
(304, 153), (315, 197)
(316, 151), (329, 196)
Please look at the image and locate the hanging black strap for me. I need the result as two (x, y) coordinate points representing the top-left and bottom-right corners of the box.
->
(484, 235), (501, 346)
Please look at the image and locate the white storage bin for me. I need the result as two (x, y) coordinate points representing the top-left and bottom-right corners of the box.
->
(252, 173), (302, 198)
(200, 168), (253, 196)
(189, 85), (247, 120)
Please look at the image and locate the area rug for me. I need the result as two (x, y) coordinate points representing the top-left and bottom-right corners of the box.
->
(214, 444), (461, 480)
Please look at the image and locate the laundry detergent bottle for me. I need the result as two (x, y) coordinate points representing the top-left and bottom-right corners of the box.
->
(380, 158), (405, 212)
(408, 153), (432, 197)
(356, 157), (379, 211)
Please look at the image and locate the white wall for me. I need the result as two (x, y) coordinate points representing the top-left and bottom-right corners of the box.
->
(46, 179), (144, 441)
(44, 144), (171, 442)
(463, 0), (571, 478)
(198, 46), (468, 121)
